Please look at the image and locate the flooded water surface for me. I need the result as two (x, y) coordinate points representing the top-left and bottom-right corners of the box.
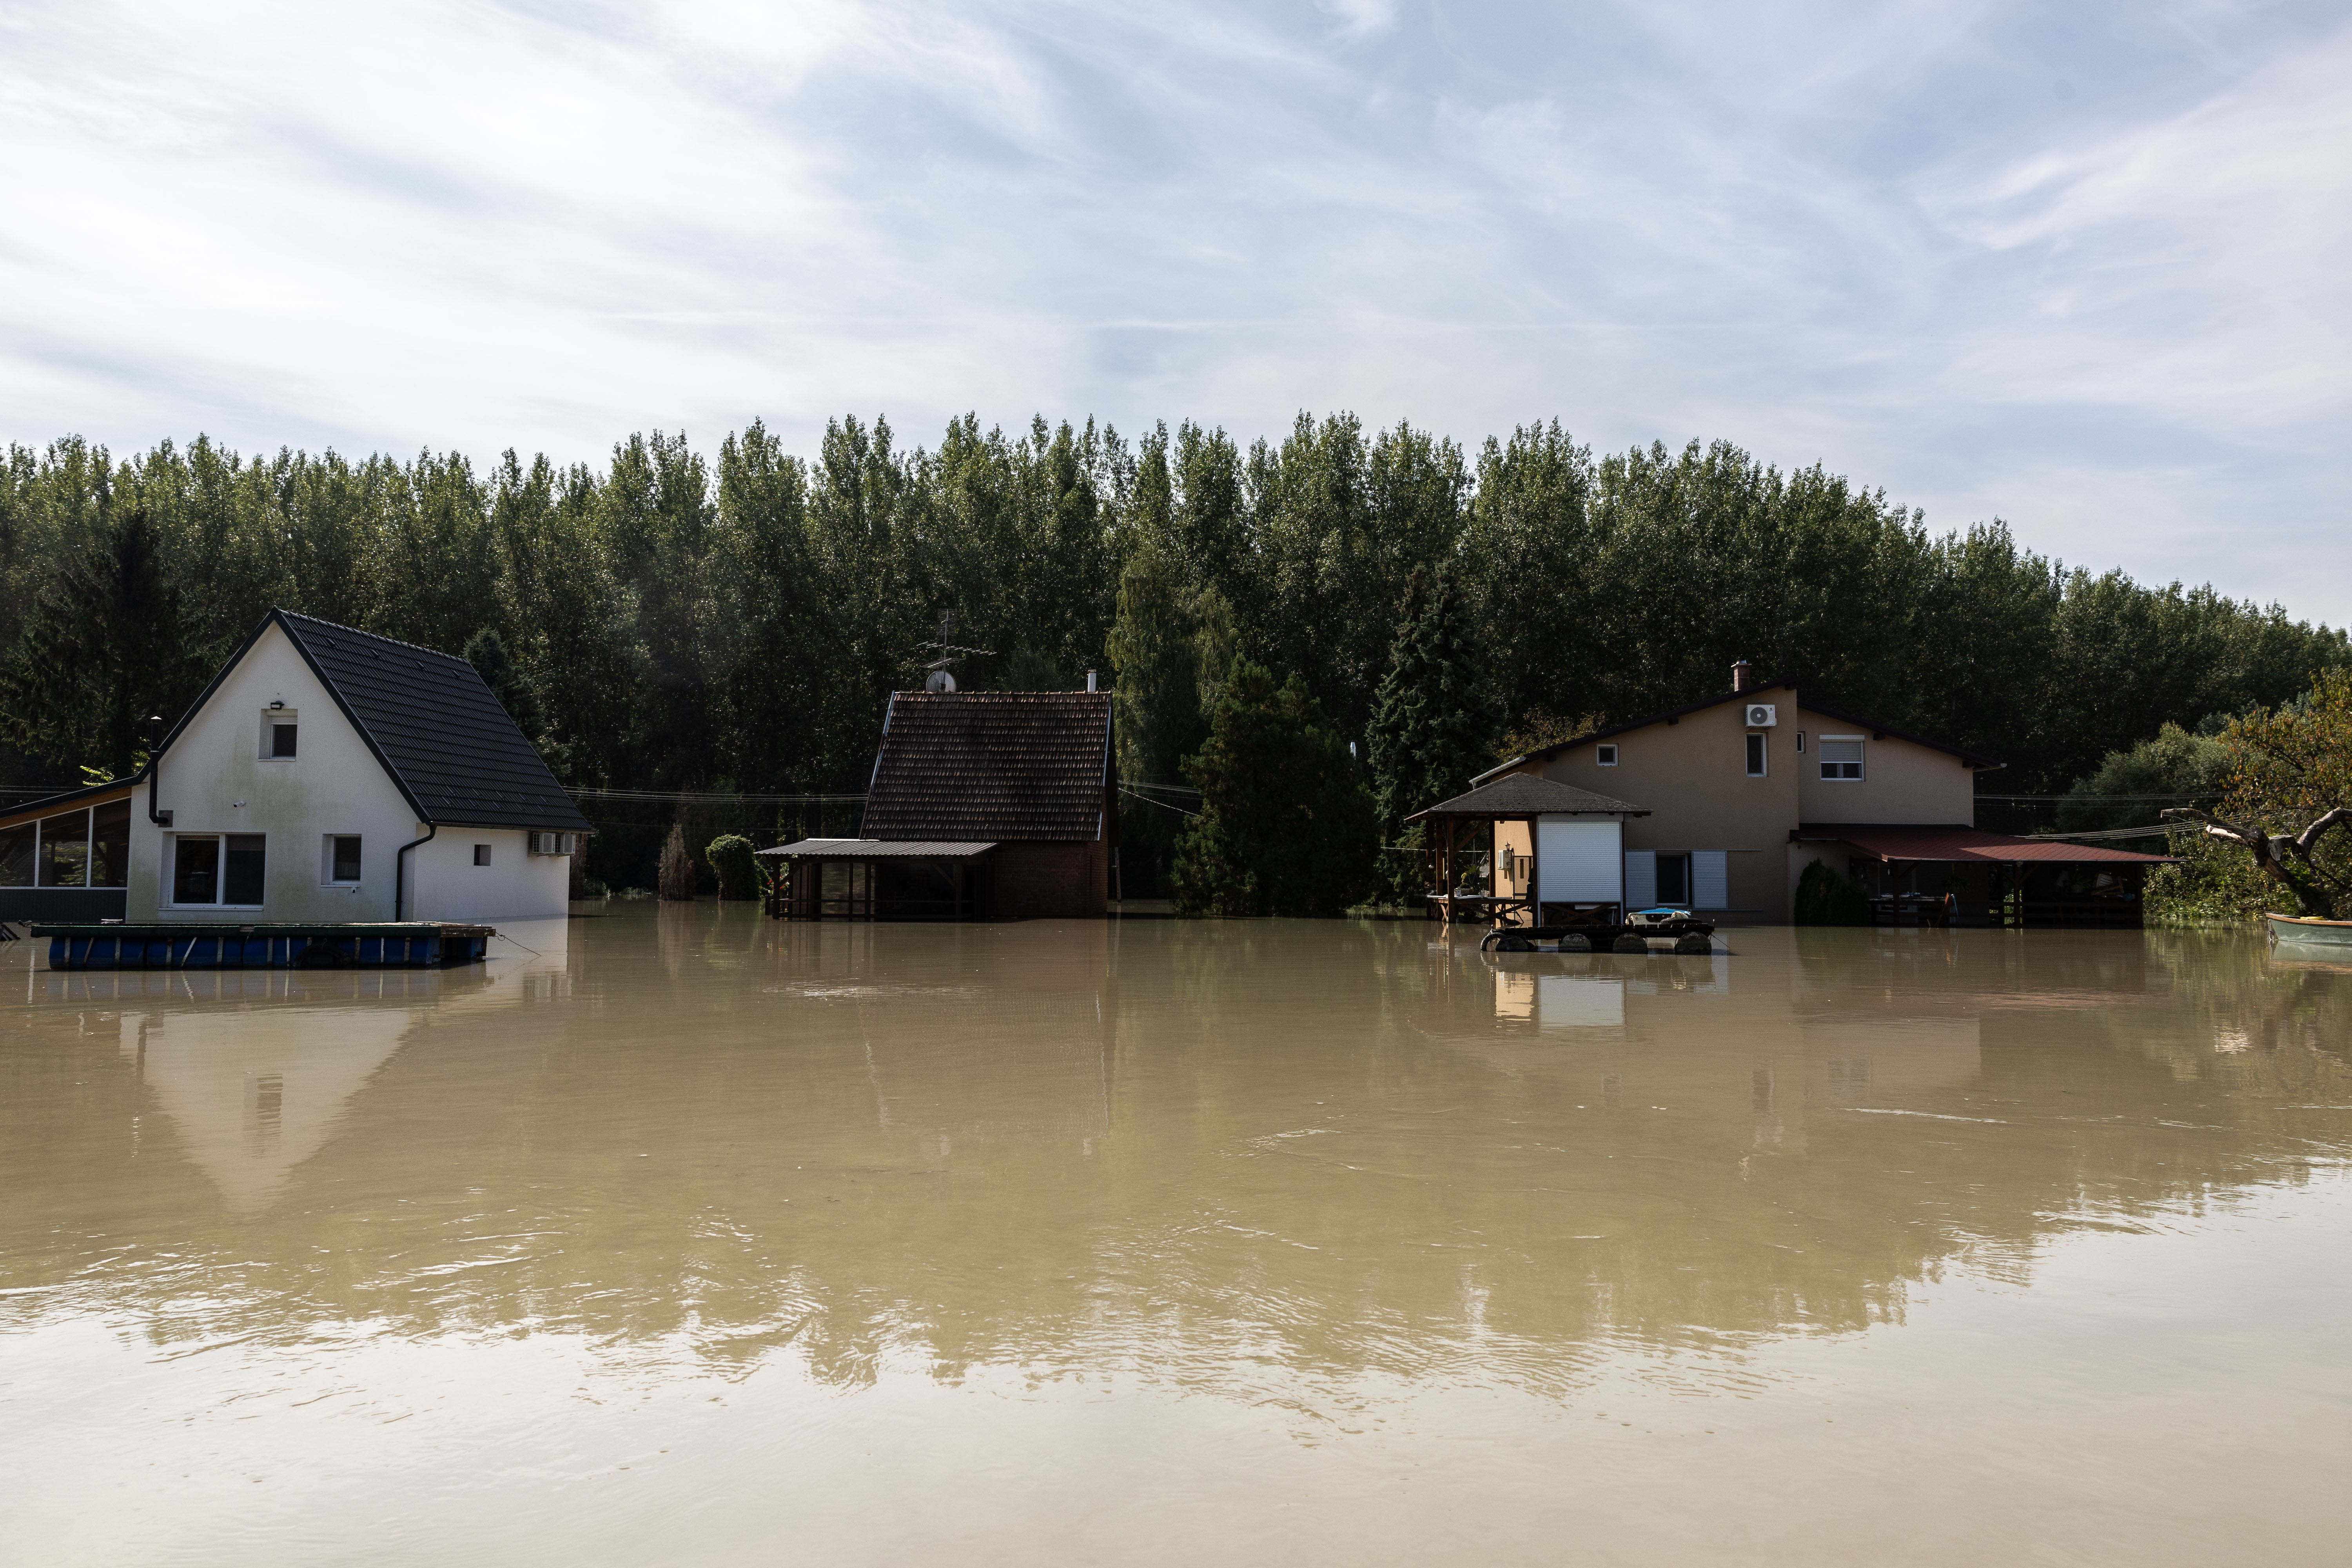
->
(5, 910), (2351, 1565)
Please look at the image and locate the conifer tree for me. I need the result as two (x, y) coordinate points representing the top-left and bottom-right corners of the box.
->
(0, 506), (202, 780)
(1172, 655), (1379, 917)
(1367, 562), (1496, 898)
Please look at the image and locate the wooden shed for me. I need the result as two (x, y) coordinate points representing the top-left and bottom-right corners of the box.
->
(763, 691), (1113, 921)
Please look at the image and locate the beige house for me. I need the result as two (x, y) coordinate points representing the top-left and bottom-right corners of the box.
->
(1458, 664), (2160, 927)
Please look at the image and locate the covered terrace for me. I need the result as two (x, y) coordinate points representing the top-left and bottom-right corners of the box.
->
(1797, 824), (2172, 928)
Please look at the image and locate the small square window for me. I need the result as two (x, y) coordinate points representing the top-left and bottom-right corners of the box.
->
(1596, 744), (1618, 766)
(1745, 734), (1767, 777)
(270, 722), (298, 758)
(474, 844), (493, 867)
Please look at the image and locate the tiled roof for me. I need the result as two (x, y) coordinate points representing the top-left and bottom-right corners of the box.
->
(861, 691), (1111, 842)
(1409, 771), (1649, 820)
(274, 613), (591, 832)
(1801, 824), (2171, 864)
(145, 611), (592, 833)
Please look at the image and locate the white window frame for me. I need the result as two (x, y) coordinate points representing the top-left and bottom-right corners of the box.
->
(166, 831), (269, 909)
(260, 709), (300, 760)
(1595, 744), (1618, 766)
(1818, 734), (1866, 782)
(323, 833), (364, 885)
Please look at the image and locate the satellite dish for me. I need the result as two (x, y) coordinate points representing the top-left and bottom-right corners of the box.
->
(926, 669), (956, 693)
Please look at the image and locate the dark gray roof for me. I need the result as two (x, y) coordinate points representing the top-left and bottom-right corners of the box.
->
(156, 610), (590, 833)
(1408, 771), (1649, 820)
(757, 838), (998, 859)
(861, 692), (1112, 842)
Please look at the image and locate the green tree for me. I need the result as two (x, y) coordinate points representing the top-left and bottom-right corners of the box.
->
(0, 507), (203, 780)
(1368, 563), (1497, 897)
(2056, 723), (2228, 831)
(2155, 669), (2352, 920)
(1172, 656), (1379, 917)
(463, 626), (561, 771)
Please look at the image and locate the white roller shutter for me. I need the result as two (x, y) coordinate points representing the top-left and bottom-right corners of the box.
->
(1692, 850), (1729, 909)
(1623, 850), (1657, 909)
(1536, 817), (1622, 906)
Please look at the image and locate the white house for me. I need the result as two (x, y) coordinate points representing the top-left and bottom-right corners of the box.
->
(0, 610), (589, 926)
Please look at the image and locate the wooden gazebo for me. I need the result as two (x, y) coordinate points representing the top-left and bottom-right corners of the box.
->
(1406, 774), (1649, 926)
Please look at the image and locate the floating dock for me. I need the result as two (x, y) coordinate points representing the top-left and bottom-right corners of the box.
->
(30, 921), (494, 970)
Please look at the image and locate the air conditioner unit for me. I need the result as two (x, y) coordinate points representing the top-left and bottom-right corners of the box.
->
(1744, 704), (1777, 728)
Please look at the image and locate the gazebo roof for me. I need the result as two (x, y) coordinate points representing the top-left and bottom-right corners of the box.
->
(1406, 772), (1648, 822)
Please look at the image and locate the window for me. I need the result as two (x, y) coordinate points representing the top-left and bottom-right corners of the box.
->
(1596, 744), (1619, 766)
(3, 803), (129, 889)
(1819, 737), (1864, 781)
(260, 710), (299, 759)
(171, 834), (266, 906)
(224, 835), (267, 904)
(1655, 852), (1690, 906)
(173, 836), (220, 904)
(0, 819), (32, 887)
(36, 810), (89, 887)
(474, 844), (493, 867)
(1745, 734), (1767, 777)
(1795, 731), (1806, 753)
(327, 835), (363, 883)
(91, 801), (130, 887)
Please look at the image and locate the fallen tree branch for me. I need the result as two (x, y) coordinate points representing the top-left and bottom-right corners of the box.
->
(2163, 806), (2351, 919)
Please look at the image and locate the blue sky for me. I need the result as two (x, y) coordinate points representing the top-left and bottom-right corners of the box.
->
(3, 1), (2347, 619)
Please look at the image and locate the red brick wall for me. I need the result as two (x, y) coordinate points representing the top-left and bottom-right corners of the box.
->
(993, 839), (1107, 920)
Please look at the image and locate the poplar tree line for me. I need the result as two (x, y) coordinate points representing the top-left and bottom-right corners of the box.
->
(3, 415), (2343, 891)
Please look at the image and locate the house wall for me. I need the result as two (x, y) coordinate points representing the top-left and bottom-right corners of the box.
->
(407, 829), (571, 922)
(1792, 707), (1977, 825)
(994, 838), (1107, 920)
(1530, 689), (1802, 924)
(128, 623), (572, 924)
(131, 626), (416, 923)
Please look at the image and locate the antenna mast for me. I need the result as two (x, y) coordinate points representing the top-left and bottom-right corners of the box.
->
(918, 610), (994, 693)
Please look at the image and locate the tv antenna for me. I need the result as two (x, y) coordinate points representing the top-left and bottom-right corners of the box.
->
(918, 610), (993, 693)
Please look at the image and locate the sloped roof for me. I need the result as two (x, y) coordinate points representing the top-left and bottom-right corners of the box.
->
(861, 691), (1111, 842)
(1408, 772), (1649, 820)
(155, 610), (590, 833)
(1800, 824), (2170, 864)
(1471, 677), (2001, 784)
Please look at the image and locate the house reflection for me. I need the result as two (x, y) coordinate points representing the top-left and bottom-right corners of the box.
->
(3, 915), (2348, 1398)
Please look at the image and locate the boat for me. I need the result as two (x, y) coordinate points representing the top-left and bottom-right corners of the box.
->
(2265, 913), (2352, 948)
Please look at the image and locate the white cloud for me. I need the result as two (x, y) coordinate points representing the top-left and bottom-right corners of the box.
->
(0, 0), (2346, 619)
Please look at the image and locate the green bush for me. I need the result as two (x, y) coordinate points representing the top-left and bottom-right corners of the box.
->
(705, 833), (759, 900)
(1794, 860), (1871, 926)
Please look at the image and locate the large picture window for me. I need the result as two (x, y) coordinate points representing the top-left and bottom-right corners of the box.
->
(172, 833), (267, 906)
(0, 800), (132, 889)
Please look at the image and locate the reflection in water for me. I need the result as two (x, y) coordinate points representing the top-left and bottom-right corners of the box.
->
(3, 912), (2350, 1564)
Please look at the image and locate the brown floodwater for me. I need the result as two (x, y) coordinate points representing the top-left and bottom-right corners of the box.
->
(4, 909), (2351, 1565)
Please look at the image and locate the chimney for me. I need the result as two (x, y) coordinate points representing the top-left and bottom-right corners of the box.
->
(1086, 670), (1098, 692)
(1731, 660), (1755, 694)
